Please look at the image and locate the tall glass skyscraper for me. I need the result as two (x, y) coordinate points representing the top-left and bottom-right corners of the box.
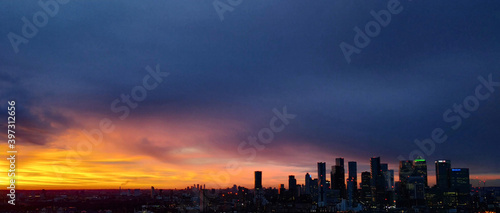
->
(451, 168), (470, 206)
(255, 171), (262, 190)
(370, 157), (385, 206)
(399, 160), (413, 184)
(413, 157), (428, 187)
(348, 162), (357, 194)
(332, 158), (346, 199)
(347, 161), (358, 205)
(305, 173), (312, 195)
(288, 175), (297, 199)
(435, 160), (451, 190)
(318, 162), (327, 206)
(361, 171), (372, 204)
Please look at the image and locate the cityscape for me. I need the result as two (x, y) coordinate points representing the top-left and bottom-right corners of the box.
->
(1, 156), (499, 212)
(2, 1), (500, 213)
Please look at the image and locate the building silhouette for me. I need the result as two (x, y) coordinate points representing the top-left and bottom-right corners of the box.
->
(360, 171), (372, 205)
(347, 161), (358, 203)
(370, 157), (385, 206)
(305, 173), (312, 195)
(451, 168), (470, 207)
(332, 158), (346, 199)
(288, 175), (297, 199)
(255, 171), (262, 190)
(413, 157), (428, 187)
(317, 162), (327, 206)
(435, 159), (452, 190)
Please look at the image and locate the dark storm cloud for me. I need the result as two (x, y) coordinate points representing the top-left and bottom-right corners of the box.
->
(1, 1), (499, 174)
(0, 72), (79, 145)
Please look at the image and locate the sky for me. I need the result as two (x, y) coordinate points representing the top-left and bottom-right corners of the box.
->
(1, 0), (499, 190)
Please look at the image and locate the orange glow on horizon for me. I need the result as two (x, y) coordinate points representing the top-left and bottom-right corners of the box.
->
(1, 112), (499, 190)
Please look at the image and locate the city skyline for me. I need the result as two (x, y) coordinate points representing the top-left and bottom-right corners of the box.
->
(5, 155), (499, 190)
(1, 0), (500, 193)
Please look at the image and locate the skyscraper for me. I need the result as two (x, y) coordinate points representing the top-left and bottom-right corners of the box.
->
(380, 163), (388, 191)
(435, 160), (451, 190)
(451, 168), (470, 206)
(279, 184), (286, 195)
(318, 162), (327, 206)
(385, 170), (395, 191)
(370, 157), (385, 206)
(332, 158), (346, 199)
(399, 160), (413, 184)
(398, 160), (414, 208)
(413, 157), (428, 187)
(385, 169), (395, 206)
(336, 158), (344, 168)
(254, 171), (264, 208)
(305, 173), (312, 195)
(348, 161), (357, 185)
(289, 175), (297, 199)
(348, 161), (358, 201)
(361, 171), (372, 203)
(407, 176), (425, 206)
(255, 171), (262, 191)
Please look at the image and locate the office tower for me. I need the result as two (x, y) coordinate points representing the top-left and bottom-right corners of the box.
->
(348, 161), (358, 200)
(254, 171), (264, 207)
(399, 160), (413, 184)
(385, 170), (395, 191)
(398, 160), (413, 207)
(451, 168), (470, 206)
(151, 186), (155, 199)
(407, 176), (426, 206)
(346, 178), (355, 207)
(348, 162), (357, 185)
(305, 173), (312, 195)
(380, 163), (388, 191)
(360, 171), (372, 203)
(279, 184), (286, 195)
(255, 171), (262, 190)
(370, 157), (385, 205)
(311, 178), (319, 200)
(289, 175), (297, 198)
(330, 168), (334, 190)
(435, 160), (451, 190)
(413, 157), (428, 187)
(336, 158), (345, 168)
(318, 162), (327, 206)
(332, 158), (346, 199)
(385, 169), (395, 206)
(380, 162), (392, 205)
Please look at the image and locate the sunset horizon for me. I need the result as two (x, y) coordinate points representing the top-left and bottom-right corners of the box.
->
(2, 0), (499, 211)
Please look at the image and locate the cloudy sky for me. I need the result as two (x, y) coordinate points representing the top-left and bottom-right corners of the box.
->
(1, 0), (499, 189)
